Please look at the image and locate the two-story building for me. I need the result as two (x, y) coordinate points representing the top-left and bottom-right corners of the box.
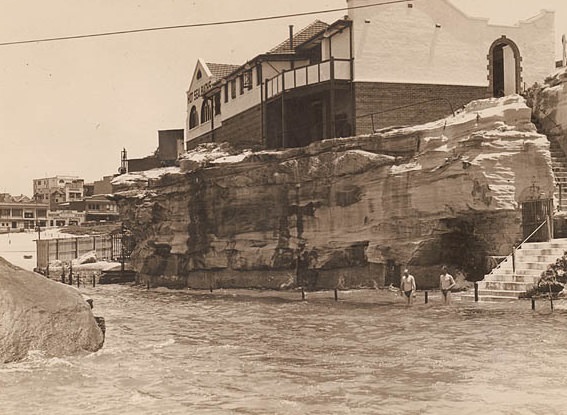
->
(0, 194), (48, 232)
(33, 176), (85, 210)
(185, 0), (555, 151)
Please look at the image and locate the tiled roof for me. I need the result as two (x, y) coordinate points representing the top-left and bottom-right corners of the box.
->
(0, 193), (31, 203)
(268, 20), (329, 54)
(206, 63), (241, 79)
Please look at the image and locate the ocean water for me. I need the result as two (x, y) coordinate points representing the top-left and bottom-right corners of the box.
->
(0, 285), (566, 415)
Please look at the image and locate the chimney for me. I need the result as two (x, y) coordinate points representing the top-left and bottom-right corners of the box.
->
(289, 25), (294, 51)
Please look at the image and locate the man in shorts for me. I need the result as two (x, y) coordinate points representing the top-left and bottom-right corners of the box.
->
(440, 265), (456, 305)
(400, 268), (416, 306)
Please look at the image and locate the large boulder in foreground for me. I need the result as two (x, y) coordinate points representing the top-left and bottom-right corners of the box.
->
(0, 257), (104, 363)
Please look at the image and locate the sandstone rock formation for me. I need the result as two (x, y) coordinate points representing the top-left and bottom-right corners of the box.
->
(0, 258), (104, 363)
(113, 95), (553, 289)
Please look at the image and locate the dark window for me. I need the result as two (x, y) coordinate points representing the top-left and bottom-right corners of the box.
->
(189, 105), (199, 129)
(196, 70), (202, 80)
(231, 80), (236, 99)
(239, 75), (244, 95)
(244, 70), (253, 90)
(256, 65), (262, 86)
(201, 99), (211, 123)
(224, 83), (229, 103)
(214, 93), (221, 116)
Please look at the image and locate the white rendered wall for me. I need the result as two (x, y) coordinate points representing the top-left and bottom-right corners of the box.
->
(347, 0), (555, 88)
(322, 28), (351, 61)
(503, 46), (516, 95)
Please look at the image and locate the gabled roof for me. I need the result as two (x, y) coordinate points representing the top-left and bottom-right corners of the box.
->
(268, 20), (329, 54)
(202, 20), (331, 89)
(206, 63), (241, 79)
(0, 193), (32, 203)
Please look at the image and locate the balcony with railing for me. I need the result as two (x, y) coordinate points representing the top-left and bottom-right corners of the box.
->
(265, 58), (352, 100)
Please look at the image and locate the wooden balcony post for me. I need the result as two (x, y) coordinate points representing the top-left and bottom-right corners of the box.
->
(330, 57), (336, 138)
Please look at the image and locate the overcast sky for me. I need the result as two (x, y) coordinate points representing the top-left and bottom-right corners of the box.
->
(1, 0), (566, 196)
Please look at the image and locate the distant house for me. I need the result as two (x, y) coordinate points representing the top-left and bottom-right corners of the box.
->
(185, 0), (555, 150)
(0, 194), (48, 232)
(84, 195), (119, 222)
(33, 176), (85, 210)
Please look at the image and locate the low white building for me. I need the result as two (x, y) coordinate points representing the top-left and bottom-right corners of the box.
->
(0, 194), (49, 232)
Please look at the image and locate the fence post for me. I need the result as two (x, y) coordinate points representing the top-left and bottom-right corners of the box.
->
(425, 291), (428, 304)
(474, 282), (479, 302)
(512, 245), (516, 275)
(334, 288), (338, 301)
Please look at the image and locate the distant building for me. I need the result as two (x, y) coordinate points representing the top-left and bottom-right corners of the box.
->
(0, 194), (48, 232)
(83, 183), (95, 197)
(33, 176), (85, 210)
(125, 129), (185, 173)
(84, 195), (119, 222)
(93, 176), (114, 195)
(47, 210), (84, 227)
(185, 0), (555, 150)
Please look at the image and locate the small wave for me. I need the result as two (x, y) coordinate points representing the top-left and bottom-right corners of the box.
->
(130, 389), (162, 403)
(148, 338), (175, 350)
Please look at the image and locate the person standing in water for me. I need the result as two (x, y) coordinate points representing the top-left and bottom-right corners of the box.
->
(400, 268), (416, 306)
(440, 265), (456, 305)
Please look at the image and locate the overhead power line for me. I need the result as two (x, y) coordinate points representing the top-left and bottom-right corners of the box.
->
(0, 0), (413, 47)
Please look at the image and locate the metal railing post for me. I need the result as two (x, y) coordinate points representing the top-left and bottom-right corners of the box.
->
(512, 245), (516, 275)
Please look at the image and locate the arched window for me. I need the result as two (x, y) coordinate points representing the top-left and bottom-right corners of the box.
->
(201, 99), (211, 123)
(189, 105), (199, 129)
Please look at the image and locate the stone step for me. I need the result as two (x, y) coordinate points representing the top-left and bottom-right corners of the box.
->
(482, 274), (540, 283)
(460, 294), (521, 303)
(516, 247), (567, 256)
(515, 254), (565, 263)
(512, 269), (546, 277)
(478, 289), (524, 298)
(479, 281), (535, 291)
(522, 239), (567, 248)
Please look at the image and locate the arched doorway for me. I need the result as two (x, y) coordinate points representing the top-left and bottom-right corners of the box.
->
(488, 36), (522, 97)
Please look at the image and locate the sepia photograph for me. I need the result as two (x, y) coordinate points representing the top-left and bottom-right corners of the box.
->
(1, 1), (567, 413)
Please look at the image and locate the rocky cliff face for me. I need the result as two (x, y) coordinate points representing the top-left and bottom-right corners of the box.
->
(113, 95), (553, 289)
(0, 258), (104, 363)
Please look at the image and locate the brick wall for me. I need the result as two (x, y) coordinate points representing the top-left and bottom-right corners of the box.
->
(215, 104), (263, 149)
(354, 82), (489, 135)
(186, 104), (264, 151)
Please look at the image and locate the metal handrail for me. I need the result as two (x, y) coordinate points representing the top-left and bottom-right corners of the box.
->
(487, 218), (549, 277)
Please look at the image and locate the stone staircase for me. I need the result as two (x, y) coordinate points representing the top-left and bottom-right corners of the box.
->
(549, 137), (567, 211)
(462, 239), (567, 302)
